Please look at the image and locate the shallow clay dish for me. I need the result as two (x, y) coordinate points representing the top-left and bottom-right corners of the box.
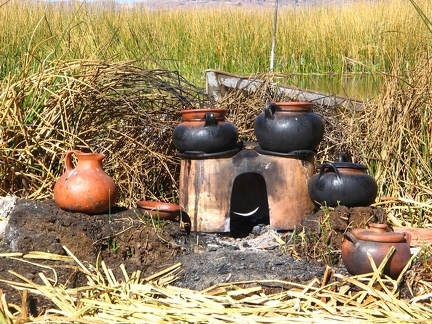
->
(136, 200), (181, 221)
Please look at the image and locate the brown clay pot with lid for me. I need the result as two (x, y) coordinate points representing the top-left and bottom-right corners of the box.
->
(342, 223), (412, 279)
(173, 108), (238, 154)
(308, 153), (378, 207)
(54, 150), (118, 214)
(253, 102), (324, 153)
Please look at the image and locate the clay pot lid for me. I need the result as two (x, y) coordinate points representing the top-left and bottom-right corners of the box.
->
(179, 108), (227, 120)
(272, 101), (314, 111)
(352, 223), (407, 243)
(321, 152), (367, 170)
(324, 162), (367, 170)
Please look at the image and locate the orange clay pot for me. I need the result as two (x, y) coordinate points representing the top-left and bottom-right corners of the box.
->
(342, 223), (411, 279)
(54, 150), (118, 214)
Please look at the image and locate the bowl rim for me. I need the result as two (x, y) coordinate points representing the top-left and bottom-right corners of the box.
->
(136, 200), (181, 212)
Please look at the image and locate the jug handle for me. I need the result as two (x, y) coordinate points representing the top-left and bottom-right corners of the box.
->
(318, 162), (341, 181)
(204, 112), (218, 127)
(344, 232), (358, 245)
(64, 150), (81, 172)
(264, 103), (280, 119)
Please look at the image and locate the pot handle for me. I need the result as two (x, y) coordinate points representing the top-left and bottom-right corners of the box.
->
(403, 232), (412, 246)
(264, 103), (280, 119)
(338, 152), (348, 162)
(64, 150), (81, 172)
(204, 112), (218, 127)
(344, 232), (358, 245)
(318, 162), (341, 181)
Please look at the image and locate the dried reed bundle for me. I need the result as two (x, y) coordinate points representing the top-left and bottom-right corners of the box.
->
(345, 53), (432, 225)
(0, 59), (212, 206)
(0, 247), (431, 323)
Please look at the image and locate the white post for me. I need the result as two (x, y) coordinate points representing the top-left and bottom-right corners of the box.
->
(270, 0), (279, 72)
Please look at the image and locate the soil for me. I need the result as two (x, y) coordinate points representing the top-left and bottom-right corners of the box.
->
(0, 197), (399, 317)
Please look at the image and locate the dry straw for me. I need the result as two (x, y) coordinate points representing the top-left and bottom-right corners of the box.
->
(0, 59), (212, 206)
(344, 54), (432, 225)
(0, 246), (431, 323)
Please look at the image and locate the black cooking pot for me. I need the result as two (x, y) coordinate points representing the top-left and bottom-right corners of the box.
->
(173, 108), (238, 154)
(308, 153), (378, 207)
(253, 102), (324, 153)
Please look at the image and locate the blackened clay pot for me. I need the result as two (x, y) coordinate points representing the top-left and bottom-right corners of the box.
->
(173, 108), (238, 153)
(253, 102), (324, 153)
(308, 154), (378, 207)
(54, 150), (118, 214)
(342, 223), (412, 279)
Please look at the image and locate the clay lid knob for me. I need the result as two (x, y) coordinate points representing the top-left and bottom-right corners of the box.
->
(368, 223), (389, 232)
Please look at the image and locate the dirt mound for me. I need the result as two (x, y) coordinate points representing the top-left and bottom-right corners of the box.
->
(0, 198), (422, 317)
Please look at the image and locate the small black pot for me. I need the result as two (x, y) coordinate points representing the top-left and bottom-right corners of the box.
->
(254, 102), (324, 153)
(308, 153), (378, 207)
(173, 109), (238, 154)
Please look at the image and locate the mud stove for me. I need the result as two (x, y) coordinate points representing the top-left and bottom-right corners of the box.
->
(179, 144), (316, 237)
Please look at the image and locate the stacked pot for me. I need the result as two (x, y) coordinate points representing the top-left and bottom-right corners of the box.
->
(253, 102), (324, 153)
(173, 108), (238, 154)
(173, 102), (325, 155)
(173, 103), (378, 209)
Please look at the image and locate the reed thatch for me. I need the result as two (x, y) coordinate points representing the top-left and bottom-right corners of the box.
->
(0, 59), (212, 206)
(0, 245), (431, 323)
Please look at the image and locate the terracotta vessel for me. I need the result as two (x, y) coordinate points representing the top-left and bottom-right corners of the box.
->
(173, 108), (238, 153)
(54, 150), (118, 214)
(253, 102), (324, 153)
(308, 153), (378, 207)
(342, 223), (412, 279)
(136, 200), (182, 221)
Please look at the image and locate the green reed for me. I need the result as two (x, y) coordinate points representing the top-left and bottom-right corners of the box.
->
(1, 0), (431, 87)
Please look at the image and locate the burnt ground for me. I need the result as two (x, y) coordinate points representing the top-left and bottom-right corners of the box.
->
(0, 198), (424, 317)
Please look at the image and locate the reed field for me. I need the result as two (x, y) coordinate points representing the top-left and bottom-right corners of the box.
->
(0, 0), (430, 85)
(1, 1), (432, 322)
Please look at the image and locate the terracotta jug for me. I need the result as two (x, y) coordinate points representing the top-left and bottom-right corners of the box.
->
(173, 108), (238, 154)
(254, 102), (324, 153)
(342, 223), (411, 279)
(54, 150), (118, 214)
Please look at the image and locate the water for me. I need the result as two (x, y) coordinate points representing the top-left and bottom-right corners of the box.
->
(275, 73), (383, 101)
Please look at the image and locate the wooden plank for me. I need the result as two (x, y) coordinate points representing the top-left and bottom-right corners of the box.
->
(205, 69), (364, 111)
(393, 227), (432, 247)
